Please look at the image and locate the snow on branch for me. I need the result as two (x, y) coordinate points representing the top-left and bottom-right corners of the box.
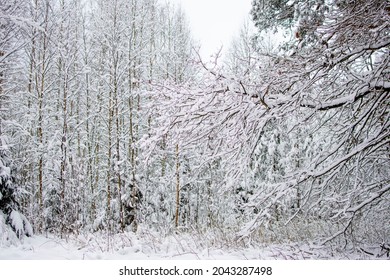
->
(300, 81), (390, 111)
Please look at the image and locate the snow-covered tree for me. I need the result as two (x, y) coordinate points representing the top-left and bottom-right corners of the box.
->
(0, 0), (33, 244)
(147, 0), (389, 247)
(242, 0), (390, 245)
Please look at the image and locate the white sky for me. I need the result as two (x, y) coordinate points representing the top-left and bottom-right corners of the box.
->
(166, 0), (253, 59)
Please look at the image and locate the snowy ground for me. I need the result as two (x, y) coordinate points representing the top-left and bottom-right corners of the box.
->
(1, 229), (388, 260)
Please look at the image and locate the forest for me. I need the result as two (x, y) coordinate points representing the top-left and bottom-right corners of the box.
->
(0, 0), (389, 259)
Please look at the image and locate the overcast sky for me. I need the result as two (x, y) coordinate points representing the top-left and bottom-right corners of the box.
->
(166, 0), (253, 59)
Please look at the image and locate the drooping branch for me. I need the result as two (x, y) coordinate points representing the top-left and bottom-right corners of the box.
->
(299, 82), (390, 111)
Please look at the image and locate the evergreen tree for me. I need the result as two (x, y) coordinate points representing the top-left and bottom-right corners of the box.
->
(0, 0), (33, 242)
(0, 144), (33, 240)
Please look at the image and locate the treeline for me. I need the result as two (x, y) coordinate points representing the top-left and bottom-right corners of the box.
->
(1, 0), (200, 238)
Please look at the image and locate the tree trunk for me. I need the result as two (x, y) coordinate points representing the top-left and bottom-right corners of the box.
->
(175, 144), (180, 228)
